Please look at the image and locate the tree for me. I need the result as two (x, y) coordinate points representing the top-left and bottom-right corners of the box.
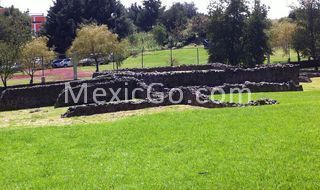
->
(207, 0), (248, 65)
(270, 19), (297, 58)
(152, 24), (168, 46)
(82, 0), (133, 37)
(20, 37), (55, 84)
(68, 24), (119, 72)
(45, 0), (83, 54)
(140, 0), (162, 31)
(0, 43), (17, 87)
(45, 0), (133, 54)
(290, 0), (320, 60)
(243, 0), (271, 67)
(0, 6), (31, 46)
(161, 2), (198, 42)
(0, 6), (31, 87)
(292, 26), (309, 61)
(128, 3), (142, 30)
(128, 0), (163, 32)
(113, 40), (130, 69)
(185, 14), (210, 39)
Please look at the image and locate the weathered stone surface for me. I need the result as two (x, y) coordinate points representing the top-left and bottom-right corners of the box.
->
(299, 75), (312, 83)
(247, 99), (278, 106)
(177, 81), (302, 95)
(300, 71), (320, 78)
(62, 87), (278, 118)
(54, 77), (149, 108)
(93, 63), (234, 77)
(95, 64), (300, 88)
(0, 77), (115, 111)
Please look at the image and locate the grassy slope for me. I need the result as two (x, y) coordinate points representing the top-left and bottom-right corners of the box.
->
(0, 82), (320, 188)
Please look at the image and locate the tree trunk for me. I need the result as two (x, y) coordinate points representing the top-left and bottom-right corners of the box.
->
(94, 57), (99, 72)
(297, 51), (301, 62)
(30, 75), (34, 85)
(2, 79), (7, 88)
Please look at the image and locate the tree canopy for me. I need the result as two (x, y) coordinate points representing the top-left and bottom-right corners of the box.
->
(290, 0), (320, 60)
(128, 0), (163, 32)
(45, 0), (133, 54)
(68, 24), (126, 72)
(0, 6), (31, 87)
(207, 0), (271, 66)
(20, 37), (55, 84)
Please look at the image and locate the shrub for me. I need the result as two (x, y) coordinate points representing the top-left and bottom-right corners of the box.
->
(152, 24), (168, 46)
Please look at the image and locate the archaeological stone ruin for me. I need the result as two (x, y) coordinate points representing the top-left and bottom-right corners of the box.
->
(0, 63), (303, 117)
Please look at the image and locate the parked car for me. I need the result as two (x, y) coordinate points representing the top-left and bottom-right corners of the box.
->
(203, 39), (210, 49)
(0, 63), (22, 72)
(52, 58), (73, 68)
(78, 57), (107, 66)
(12, 63), (22, 72)
(78, 58), (95, 66)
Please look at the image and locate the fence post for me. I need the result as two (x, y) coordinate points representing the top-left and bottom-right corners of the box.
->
(72, 52), (78, 80)
(169, 36), (173, 66)
(41, 56), (45, 84)
(141, 47), (144, 68)
(197, 47), (200, 65)
(112, 53), (115, 70)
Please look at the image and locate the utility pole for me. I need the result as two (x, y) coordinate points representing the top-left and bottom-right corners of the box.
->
(72, 52), (78, 80)
(41, 56), (45, 83)
(169, 36), (173, 66)
(197, 47), (200, 65)
(141, 38), (144, 68)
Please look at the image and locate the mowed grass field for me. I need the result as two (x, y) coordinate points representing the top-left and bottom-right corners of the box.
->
(0, 79), (319, 189)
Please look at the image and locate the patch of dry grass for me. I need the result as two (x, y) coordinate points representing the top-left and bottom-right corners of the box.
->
(0, 105), (198, 129)
(302, 77), (320, 91)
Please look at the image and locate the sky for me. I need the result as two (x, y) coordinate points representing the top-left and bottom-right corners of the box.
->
(0, 0), (299, 19)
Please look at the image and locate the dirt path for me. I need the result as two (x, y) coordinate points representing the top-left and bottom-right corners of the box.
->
(13, 67), (93, 80)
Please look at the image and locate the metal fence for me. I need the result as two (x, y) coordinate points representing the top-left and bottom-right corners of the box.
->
(70, 46), (208, 71)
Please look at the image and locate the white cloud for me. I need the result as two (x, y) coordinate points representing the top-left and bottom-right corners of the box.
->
(1, 0), (299, 19)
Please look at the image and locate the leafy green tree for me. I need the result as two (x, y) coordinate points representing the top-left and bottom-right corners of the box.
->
(290, 0), (320, 60)
(207, 0), (248, 65)
(152, 24), (168, 46)
(185, 14), (209, 39)
(20, 37), (55, 84)
(270, 19), (297, 58)
(113, 40), (130, 69)
(128, 3), (142, 30)
(0, 6), (31, 87)
(0, 43), (17, 87)
(140, 0), (163, 31)
(45, 0), (83, 54)
(68, 24), (122, 72)
(128, 0), (163, 32)
(0, 6), (31, 46)
(292, 27), (309, 61)
(82, 0), (133, 37)
(45, 0), (133, 54)
(243, 0), (271, 67)
(160, 2), (198, 45)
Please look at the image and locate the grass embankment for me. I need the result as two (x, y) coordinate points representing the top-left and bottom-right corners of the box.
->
(0, 80), (319, 189)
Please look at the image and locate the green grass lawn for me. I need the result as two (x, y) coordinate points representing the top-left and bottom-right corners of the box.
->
(0, 80), (319, 189)
(268, 49), (303, 64)
(79, 46), (209, 72)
